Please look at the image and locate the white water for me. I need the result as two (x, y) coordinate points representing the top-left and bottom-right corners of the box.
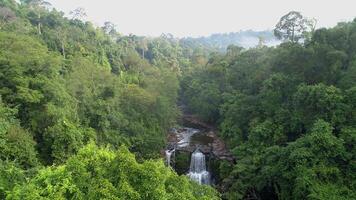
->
(187, 149), (210, 185)
(165, 149), (175, 167)
(177, 128), (199, 148)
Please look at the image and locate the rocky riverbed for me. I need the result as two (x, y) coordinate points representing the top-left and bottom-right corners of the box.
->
(166, 115), (234, 162)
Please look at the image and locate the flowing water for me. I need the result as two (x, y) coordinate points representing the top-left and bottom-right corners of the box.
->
(166, 128), (211, 185)
(165, 149), (175, 167)
(177, 128), (199, 148)
(187, 149), (210, 185)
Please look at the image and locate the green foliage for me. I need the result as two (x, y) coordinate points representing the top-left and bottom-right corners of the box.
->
(2, 1), (356, 198)
(0, 0), (184, 163)
(0, 98), (38, 168)
(43, 120), (92, 164)
(274, 11), (315, 43)
(0, 160), (26, 199)
(6, 143), (219, 200)
(0, 1), (221, 199)
(1, 125), (38, 167)
(174, 151), (190, 175)
(293, 83), (346, 128)
(182, 18), (356, 199)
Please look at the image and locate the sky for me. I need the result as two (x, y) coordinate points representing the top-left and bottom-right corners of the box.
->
(47, 0), (356, 38)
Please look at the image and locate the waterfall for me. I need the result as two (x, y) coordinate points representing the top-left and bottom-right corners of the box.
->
(187, 149), (210, 185)
(165, 149), (175, 167)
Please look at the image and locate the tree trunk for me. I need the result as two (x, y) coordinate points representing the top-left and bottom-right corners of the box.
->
(38, 12), (41, 35)
(61, 41), (65, 59)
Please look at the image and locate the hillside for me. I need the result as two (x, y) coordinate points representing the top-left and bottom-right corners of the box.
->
(181, 30), (280, 50)
(0, 0), (355, 199)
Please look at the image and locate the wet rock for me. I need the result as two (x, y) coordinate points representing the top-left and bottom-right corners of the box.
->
(167, 127), (234, 162)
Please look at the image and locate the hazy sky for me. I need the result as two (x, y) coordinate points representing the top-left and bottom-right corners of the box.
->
(47, 0), (356, 37)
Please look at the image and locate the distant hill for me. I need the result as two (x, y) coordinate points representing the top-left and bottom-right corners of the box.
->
(181, 30), (280, 51)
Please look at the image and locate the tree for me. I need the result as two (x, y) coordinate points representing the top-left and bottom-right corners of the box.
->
(22, 0), (51, 34)
(293, 83), (346, 128)
(226, 44), (243, 57)
(55, 26), (67, 58)
(274, 11), (315, 43)
(69, 7), (86, 21)
(102, 21), (117, 36)
(257, 36), (266, 48)
(0, 0), (17, 8)
(0, 160), (26, 199)
(0, 98), (38, 168)
(7, 143), (220, 200)
(0, 6), (15, 29)
(139, 38), (148, 59)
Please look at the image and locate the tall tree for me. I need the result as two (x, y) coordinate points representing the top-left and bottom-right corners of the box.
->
(139, 38), (148, 59)
(274, 11), (314, 43)
(102, 21), (117, 36)
(22, 0), (51, 34)
(69, 7), (86, 21)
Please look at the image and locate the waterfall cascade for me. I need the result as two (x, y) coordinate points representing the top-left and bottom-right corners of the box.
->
(187, 149), (210, 185)
(165, 149), (175, 167)
(177, 128), (199, 147)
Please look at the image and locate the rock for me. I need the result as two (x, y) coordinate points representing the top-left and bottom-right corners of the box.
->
(166, 127), (234, 163)
(165, 113), (235, 163)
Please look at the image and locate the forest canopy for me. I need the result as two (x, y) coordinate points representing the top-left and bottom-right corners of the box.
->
(0, 0), (219, 198)
(181, 13), (356, 200)
(0, 0), (355, 199)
